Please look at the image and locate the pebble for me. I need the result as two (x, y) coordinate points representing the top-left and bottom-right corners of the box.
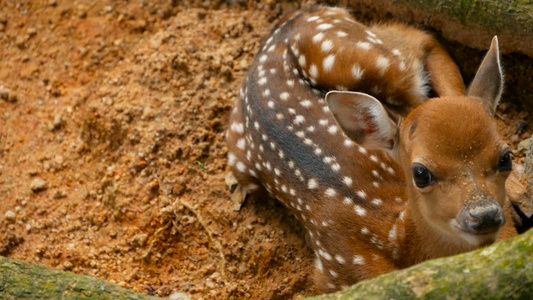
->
(30, 178), (48, 193)
(4, 210), (16, 222)
(53, 114), (63, 129)
(0, 88), (17, 102)
(169, 293), (191, 300)
(63, 261), (74, 270)
(518, 138), (531, 153)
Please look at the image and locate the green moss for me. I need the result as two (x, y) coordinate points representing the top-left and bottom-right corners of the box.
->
(309, 229), (533, 299)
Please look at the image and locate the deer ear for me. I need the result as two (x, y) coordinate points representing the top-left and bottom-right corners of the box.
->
(326, 91), (399, 152)
(467, 36), (504, 115)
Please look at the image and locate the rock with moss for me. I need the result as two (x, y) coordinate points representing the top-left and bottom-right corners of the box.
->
(0, 256), (163, 300)
(307, 228), (533, 299)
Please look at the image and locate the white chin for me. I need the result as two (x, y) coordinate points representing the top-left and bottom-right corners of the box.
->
(450, 220), (500, 247)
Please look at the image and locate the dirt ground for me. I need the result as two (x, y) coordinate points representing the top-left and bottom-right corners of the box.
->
(0, 1), (532, 299)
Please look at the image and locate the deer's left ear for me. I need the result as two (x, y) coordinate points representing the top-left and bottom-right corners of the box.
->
(467, 36), (504, 116)
(326, 91), (399, 153)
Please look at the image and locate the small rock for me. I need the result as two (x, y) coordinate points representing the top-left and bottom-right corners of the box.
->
(103, 6), (113, 13)
(129, 233), (148, 247)
(63, 261), (73, 270)
(518, 138), (531, 153)
(169, 293), (191, 300)
(30, 178), (48, 193)
(15, 35), (26, 49)
(4, 210), (16, 222)
(55, 155), (64, 165)
(53, 114), (63, 129)
(27, 27), (37, 37)
(53, 190), (67, 199)
(0, 88), (17, 103)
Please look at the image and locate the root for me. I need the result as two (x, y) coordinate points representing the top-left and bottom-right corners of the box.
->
(142, 221), (172, 260)
(142, 198), (227, 281)
(177, 198), (227, 281)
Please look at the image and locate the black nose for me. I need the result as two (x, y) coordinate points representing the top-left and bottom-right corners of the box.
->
(460, 202), (505, 234)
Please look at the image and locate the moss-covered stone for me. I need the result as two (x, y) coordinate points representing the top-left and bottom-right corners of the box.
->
(0, 257), (162, 299)
(308, 229), (533, 299)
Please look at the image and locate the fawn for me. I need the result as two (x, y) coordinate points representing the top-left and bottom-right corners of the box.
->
(226, 6), (517, 292)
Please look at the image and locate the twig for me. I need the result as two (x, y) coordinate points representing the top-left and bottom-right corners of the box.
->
(176, 198), (227, 281)
(142, 221), (172, 259)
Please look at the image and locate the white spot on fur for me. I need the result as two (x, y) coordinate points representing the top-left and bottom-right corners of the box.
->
(353, 255), (365, 265)
(356, 41), (371, 50)
(237, 138), (246, 150)
(365, 30), (376, 38)
(315, 258), (324, 273)
(356, 190), (366, 199)
(343, 176), (353, 186)
(372, 198), (382, 206)
(376, 56), (390, 75)
(236, 161), (247, 173)
(300, 100), (312, 108)
(312, 32), (324, 43)
(344, 139), (354, 147)
(294, 115), (305, 125)
(355, 205), (367, 216)
(335, 255), (346, 265)
(321, 40), (333, 52)
(327, 125), (338, 134)
(337, 31), (348, 37)
(228, 153), (237, 166)
(317, 23), (333, 30)
(323, 55), (335, 72)
(308, 179), (318, 189)
(351, 64), (364, 80)
(280, 92), (289, 101)
(389, 224), (397, 242)
(231, 122), (244, 134)
(298, 55), (306, 67)
(325, 188), (336, 197)
(309, 64), (319, 78)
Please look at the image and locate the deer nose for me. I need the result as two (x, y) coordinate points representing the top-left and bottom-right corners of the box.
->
(459, 202), (505, 234)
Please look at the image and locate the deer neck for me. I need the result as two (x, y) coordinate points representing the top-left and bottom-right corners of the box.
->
(397, 191), (476, 267)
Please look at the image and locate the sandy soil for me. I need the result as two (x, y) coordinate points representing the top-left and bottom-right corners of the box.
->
(0, 1), (531, 299)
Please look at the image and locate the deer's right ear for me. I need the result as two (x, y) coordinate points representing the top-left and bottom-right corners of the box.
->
(326, 91), (399, 152)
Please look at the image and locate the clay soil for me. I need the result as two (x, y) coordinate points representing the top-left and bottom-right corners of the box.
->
(0, 1), (531, 299)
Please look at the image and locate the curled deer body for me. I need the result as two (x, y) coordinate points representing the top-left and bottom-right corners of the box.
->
(226, 6), (517, 293)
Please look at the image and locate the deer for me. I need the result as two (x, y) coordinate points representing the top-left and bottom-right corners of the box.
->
(226, 6), (518, 293)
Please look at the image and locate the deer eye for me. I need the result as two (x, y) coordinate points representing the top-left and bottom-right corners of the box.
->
(411, 164), (436, 188)
(498, 151), (513, 172)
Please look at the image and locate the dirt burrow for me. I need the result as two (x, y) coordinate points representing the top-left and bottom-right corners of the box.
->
(0, 1), (531, 299)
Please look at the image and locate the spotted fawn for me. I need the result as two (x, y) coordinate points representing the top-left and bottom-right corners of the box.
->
(226, 6), (517, 293)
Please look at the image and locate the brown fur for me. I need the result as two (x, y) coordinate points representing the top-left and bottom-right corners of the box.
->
(227, 6), (517, 293)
